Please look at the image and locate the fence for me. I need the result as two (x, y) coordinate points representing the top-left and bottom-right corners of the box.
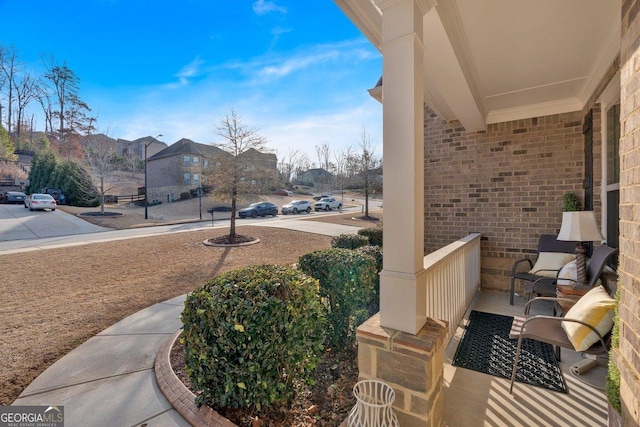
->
(423, 233), (482, 340)
(104, 194), (145, 204)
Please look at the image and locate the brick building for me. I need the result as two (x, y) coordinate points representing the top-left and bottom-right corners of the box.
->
(146, 138), (277, 203)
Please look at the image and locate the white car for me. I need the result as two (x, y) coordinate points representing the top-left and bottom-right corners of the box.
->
(314, 197), (342, 211)
(281, 200), (312, 214)
(24, 193), (57, 211)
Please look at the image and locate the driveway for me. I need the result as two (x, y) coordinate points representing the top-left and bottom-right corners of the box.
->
(0, 203), (110, 242)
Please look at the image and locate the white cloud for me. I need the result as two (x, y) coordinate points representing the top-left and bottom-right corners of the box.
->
(177, 56), (205, 78)
(252, 0), (286, 15)
(76, 38), (382, 162)
(163, 56), (206, 88)
(258, 50), (339, 79)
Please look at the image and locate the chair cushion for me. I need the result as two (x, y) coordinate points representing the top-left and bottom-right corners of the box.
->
(557, 260), (577, 285)
(529, 252), (576, 277)
(562, 285), (616, 352)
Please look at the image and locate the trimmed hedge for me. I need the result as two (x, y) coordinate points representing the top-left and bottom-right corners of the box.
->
(606, 288), (621, 414)
(298, 248), (376, 348)
(331, 233), (369, 249)
(356, 245), (383, 315)
(357, 228), (383, 247)
(181, 265), (325, 410)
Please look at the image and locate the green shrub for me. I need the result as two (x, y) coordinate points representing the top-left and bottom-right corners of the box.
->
(298, 248), (376, 349)
(563, 192), (581, 212)
(357, 228), (383, 247)
(356, 245), (383, 315)
(181, 265), (325, 410)
(606, 288), (621, 414)
(180, 191), (191, 200)
(331, 233), (369, 249)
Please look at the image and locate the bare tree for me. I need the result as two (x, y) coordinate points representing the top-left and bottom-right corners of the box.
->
(35, 79), (54, 134)
(315, 141), (333, 192)
(352, 127), (381, 219)
(122, 149), (142, 177)
(0, 45), (18, 134)
(333, 146), (353, 203)
(0, 45), (5, 93)
(14, 72), (38, 142)
(277, 147), (300, 185)
(293, 152), (311, 184)
(205, 109), (275, 242)
(83, 134), (119, 214)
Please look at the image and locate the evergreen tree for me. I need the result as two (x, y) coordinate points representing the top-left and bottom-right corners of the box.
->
(26, 149), (57, 193)
(0, 125), (17, 161)
(51, 159), (98, 207)
(34, 133), (51, 152)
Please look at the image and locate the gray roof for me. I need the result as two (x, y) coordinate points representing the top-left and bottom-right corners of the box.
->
(147, 138), (228, 161)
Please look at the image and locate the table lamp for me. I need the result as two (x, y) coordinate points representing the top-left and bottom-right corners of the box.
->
(557, 211), (604, 284)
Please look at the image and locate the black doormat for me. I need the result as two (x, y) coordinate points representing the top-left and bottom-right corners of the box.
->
(452, 310), (567, 393)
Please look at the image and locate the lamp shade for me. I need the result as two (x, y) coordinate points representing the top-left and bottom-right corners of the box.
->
(557, 211), (604, 242)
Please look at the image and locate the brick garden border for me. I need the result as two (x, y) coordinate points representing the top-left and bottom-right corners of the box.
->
(155, 329), (236, 427)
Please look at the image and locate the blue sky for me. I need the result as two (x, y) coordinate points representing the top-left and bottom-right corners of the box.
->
(0, 0), (382, 162)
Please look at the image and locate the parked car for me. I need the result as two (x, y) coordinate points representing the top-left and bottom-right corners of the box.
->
(0, 191), (27, 204)
(281, 200), (312, 215)
(314, 197), (342, 211)
(312, 194), (331, 201)
(40, 188), (66, 205)
(272, 189), (293, 196)
(238, 202), (278, 218)
(24, 194), (57, 211)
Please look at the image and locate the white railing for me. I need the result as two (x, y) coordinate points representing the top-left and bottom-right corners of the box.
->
(423, 233), (482, 339)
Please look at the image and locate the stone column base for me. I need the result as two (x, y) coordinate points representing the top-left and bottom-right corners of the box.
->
(356, 313), (447, 427)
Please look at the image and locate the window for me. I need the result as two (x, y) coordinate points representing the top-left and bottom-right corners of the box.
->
(606, 104), (620, 186)
(193, 156), (200, 166)
(183, 173), (191, 185)
(193, 173), (200, 185)
(203, 159), (209, 168)
(183, 155), (191, 166)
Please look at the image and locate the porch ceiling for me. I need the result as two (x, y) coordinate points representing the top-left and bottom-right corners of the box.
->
(335, 0), (621, 131)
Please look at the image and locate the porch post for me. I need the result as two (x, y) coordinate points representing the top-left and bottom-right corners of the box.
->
(377, 0), (431, 334)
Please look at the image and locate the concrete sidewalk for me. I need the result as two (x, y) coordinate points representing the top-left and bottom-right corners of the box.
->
(11, 219), (364, 426)
(14, 295), (189, 426)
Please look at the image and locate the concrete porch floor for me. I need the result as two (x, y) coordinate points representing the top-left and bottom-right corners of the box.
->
(443, 290), (609, 427)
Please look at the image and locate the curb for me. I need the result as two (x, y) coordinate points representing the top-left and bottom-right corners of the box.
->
(155, 329), (237, 427)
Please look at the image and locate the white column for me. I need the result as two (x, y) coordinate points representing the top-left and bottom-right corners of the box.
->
(376, 0), (430, 334)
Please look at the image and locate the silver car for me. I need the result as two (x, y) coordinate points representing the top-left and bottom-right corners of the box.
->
(24, 193), (57, 211)
(281, 200), (312, 215)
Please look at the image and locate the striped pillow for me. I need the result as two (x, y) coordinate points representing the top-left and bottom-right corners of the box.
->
(562, 285), (616, 352)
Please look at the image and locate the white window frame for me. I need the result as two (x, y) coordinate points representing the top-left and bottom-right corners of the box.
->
(597, 71), (620, 240)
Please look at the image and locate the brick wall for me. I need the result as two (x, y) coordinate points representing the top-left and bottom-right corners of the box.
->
(423, 109), (596, 292)
(617, 0), (640, 424)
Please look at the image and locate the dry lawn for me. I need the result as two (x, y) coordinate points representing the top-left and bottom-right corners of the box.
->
(0, 208), (382, 406)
